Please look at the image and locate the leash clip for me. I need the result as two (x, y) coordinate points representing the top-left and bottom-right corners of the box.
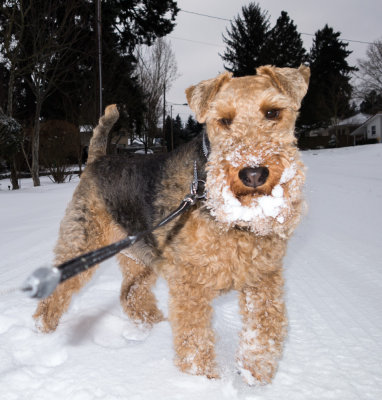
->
(191, 161), (207, 200)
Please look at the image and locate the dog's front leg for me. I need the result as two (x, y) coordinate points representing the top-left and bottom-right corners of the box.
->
(237, 270), (287, 385)
(169, 282), (219, 379)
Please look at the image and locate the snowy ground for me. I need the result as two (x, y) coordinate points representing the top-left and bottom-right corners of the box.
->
(0, 144), (381, 400)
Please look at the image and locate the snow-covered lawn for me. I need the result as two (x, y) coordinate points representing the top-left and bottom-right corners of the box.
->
(0, 144), (381, 399)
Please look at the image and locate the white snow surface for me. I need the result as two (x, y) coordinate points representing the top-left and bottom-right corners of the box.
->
(1, 144), (382, 399)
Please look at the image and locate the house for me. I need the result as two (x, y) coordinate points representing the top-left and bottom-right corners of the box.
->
(299, 112), (371, 149)
(112, 136), (145, 154)
(111, 136), (166, 154)
(80, 124), (166, 155)
(328, 113), (372, 147)
(350, 112), (382, 145)
(79, 125), (94, 147)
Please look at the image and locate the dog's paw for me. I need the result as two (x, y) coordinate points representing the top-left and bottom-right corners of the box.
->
(33, 299), (61, 333)
(236, 357), (276, 386)
(121, 287), (165, 328)
(175, 354), (220, 379)
(128, 308), (165, 329)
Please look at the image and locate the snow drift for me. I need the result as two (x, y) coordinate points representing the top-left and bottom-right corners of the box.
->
(0, 144), (381, 399)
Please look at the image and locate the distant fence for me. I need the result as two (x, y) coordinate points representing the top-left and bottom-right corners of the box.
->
(0, 170), (81, 181)
(298, 135), (376, 150)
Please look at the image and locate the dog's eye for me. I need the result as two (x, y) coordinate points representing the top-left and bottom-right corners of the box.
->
(218, 118), (233, 128)
(265, 109), (280, 120)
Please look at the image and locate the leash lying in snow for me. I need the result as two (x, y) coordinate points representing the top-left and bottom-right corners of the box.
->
(21, 163), (206, 300)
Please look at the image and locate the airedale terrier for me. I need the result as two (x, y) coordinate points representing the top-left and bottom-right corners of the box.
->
(34, 65), (310, 385)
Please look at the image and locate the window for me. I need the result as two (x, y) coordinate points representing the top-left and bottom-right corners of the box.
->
(371, 125), (376, 135)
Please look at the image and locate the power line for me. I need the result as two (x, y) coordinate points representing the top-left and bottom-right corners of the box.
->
(299, 31), (373, 45)
(180, 9), (231, 22)
(179, 8), (374, 46)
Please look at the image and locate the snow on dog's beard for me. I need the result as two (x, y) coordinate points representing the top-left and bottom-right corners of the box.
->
(204, 142), (305, 238)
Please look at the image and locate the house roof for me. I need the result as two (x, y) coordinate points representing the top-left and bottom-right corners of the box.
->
(79, 125), (94, 133)
(338, 113), (371, 126)
(350, 112), (382, 136)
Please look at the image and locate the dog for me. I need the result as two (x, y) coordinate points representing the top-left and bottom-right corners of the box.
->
(34, 65), (310, 385)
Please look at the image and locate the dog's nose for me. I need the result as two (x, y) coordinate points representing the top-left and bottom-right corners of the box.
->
(238, 166), (269, 188)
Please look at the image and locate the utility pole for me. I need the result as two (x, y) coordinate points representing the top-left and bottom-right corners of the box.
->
(162, 82), (166, 139)
(96, 0), (102, 119)
(170, 105), (173, 151)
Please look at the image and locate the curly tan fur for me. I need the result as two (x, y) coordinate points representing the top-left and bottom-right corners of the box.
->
(33, 66), (310, 385)
(87, 104), (119, 164)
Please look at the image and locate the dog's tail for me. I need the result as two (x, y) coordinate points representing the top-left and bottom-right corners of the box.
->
(87, 104), (119, 164)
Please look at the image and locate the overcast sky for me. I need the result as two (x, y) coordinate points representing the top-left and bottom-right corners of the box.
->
(165, 0), (382, 121)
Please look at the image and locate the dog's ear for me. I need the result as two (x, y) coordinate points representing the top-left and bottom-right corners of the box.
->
(186, 72), (232, 123)
(256, 65), (310, 108)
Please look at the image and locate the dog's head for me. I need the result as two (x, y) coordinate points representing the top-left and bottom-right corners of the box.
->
(186, 65), (310, 237)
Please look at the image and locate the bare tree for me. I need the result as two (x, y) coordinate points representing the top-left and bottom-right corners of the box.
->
(0, 1), (32, 118)
(21, 1), (83, 186)
(0, 1), (33, 189)
(135, 38), (178, 150)
(0, 1), (83, 186)
(357, 39), (382, 96)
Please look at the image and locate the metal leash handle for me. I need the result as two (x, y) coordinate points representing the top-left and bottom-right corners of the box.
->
(22, 163), (205, 299)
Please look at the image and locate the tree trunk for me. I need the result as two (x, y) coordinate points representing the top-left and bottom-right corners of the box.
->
(77, 128), (82, 174)
(7, 66), (15, 117)
(31, 100), (42, 187)
(7, 66), (19, 190)
(10, 156), (19, 190)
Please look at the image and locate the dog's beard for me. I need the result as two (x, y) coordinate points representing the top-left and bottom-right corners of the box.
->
(204, 149), (304, 237)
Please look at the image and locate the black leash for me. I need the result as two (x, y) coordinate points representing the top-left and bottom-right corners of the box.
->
(22, 163), (206, 299)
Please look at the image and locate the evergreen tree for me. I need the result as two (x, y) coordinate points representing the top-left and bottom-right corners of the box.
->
(164, 115), (172, 151)
(164, 114), (182, 151)
(183, 115), (203, 140)
(221, 4), (307, 76)
(221, 2), (270, 76)
(173, 114), (183, 147)
(299, 25), (357, 128)
(262, 11), (307, 67)
(164, 114), (202, 151)
(185, 115), (196, 133)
